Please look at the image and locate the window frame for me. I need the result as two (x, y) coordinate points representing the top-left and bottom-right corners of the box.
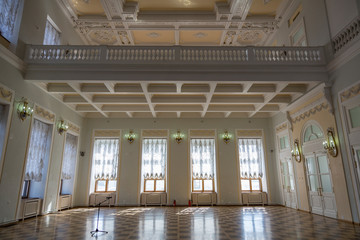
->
(289, 18), (307, 47)
(192, 178), (215, 192)
(144, 179), (166, 192)
(95, 179), (117, 193)
(240, 177), (263, 192)
(22, 180), (30, 198)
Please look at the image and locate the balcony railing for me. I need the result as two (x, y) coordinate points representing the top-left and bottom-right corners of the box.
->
(332, 16), (360, 54)
(25, 45), (326, 66)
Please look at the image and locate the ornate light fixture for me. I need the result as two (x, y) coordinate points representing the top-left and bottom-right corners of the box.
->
(323, 128), (338, 157)
(126, 130), (135, 144)
(57, 120), (69, 135)
(222, 130), (231, 144)
(291, 139), (302, 162)
(174, 130), (184, 144)
(17, 99), (33, 121)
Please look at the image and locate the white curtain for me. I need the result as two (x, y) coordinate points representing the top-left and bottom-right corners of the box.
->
(93, 138), (119, 180)
(62, 133), (78, 180)
(142, 138), (167, 179)
(43, 19), (60, 45)
(238, 138), (264, 178)
(0, 0), (21, 40)
(191, 139), (215, 179)
(25, 119), (52, 182)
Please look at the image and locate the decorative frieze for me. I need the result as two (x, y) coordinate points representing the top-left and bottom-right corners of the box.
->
(340, 82), (360, 103)
(34, 105), (55, 123)
(67, 122), (80, 134)
(190, 130), (216, 137)
(142, 130), (168, 137)
(292, 103), (329, 124)
(0, 84), (14, 103)
(236, 129), (262, 137)
(276, 123), (288, 133)
(94, 129), (120, 137)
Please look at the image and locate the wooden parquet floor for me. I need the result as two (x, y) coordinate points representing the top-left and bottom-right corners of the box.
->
(1, 206), (360, 239)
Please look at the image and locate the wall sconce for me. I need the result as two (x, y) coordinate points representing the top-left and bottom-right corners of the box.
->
(125, 130), (135, 144)
(323, 128), (338, 157)
(174, 130), (184, 144)
(17, 99), (33, 121)
(222, 130), (231, 144)
(291, 139), (302, 162)
(57, 120), (69, 135)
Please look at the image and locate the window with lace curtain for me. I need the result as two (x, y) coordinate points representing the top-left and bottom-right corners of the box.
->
(22, 119), (53, 198)
(190, 138), (216, 192)
(43, 16), (60, 45)
(141, 138), (167, 192)
(92, 138), (119, 192)
(238, 138), (265, 192)
(60, 133), (78, 195)
(0, 0), (21, 41)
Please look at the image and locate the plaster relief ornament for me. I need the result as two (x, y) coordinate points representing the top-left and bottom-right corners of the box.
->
(193, 32), (207, 39)
(147, 32), (160, 38)
(89, 30), (117, 45)
(237, 31), (264, 45)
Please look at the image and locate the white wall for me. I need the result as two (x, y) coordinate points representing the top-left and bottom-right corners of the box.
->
(0, 56), (84, 224)
(325, 0), (359, 38)
(75, 118), (281, 207)
(269, 0), (331, 46)
(15, 0), (84, 58)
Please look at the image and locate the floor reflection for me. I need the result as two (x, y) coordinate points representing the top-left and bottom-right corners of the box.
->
(0, 206), (360, 239)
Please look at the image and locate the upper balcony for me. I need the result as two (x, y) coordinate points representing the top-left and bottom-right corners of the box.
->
(24, 45), (327, 83)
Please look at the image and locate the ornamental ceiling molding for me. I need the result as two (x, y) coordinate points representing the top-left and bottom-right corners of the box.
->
(339, 82), (360, 103)
(0, 83), (14, 103)
(34, 104), (56, 123)
(58, 0), (283, 46)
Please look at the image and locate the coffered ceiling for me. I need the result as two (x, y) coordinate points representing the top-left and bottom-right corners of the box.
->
(59, 0), (290, 46)
(35, 81), (320, 118)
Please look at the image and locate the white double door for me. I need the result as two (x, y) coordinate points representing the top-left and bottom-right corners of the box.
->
(281, 158), (297, 209)
(305, 153), (337, 218)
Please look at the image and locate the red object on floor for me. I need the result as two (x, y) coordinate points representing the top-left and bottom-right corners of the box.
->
(188, 200), (192, 206)
(173, 200), (176, 207)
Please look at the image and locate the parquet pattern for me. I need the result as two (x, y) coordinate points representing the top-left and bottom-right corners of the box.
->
(1, 206), (360, 239)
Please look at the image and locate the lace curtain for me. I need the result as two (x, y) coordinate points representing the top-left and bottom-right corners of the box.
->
(142, 138), (167, 179)
(191, 139), (215, 179)
(0, 0), (21, 40)
(43, 19), (60, 45)
(238, 138), (264, 178)
(24, 119), (52, 182)
(93, 138), (119, 180)
(62, 133), (78, 180)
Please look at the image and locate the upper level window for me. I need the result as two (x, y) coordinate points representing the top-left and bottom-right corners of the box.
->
(43, 16), (60, 45)
(279, 135), (290, 150)
(190, 138), (216, 192)
(92, 138), (119, 192)
(304, 124), (323, 142)
(238, 138), (265, 192)
(0, 0), (21, 41)
(290, 20), (307, 46)
(141, 138), (167, 192)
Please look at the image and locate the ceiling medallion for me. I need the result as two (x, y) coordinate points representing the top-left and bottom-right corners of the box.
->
(89, 30), (117, 44)
(147, 32), (160, 38)
(193, 32), (208, 39)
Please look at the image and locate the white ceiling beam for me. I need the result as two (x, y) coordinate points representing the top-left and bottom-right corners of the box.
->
(248, 82), (288, 118)
(104, 82), (115, 93)
(68, 83), (109, 118)
(126, 112), (133, 118)
(201, 83), (216, 118)
(224, 112), (232, 118)
(140, 83), (156, 118)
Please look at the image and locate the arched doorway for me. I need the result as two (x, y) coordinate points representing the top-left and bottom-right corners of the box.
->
(302, 121), (337, 218)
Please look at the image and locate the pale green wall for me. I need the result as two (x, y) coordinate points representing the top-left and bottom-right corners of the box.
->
(75, 118), (281, 207)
